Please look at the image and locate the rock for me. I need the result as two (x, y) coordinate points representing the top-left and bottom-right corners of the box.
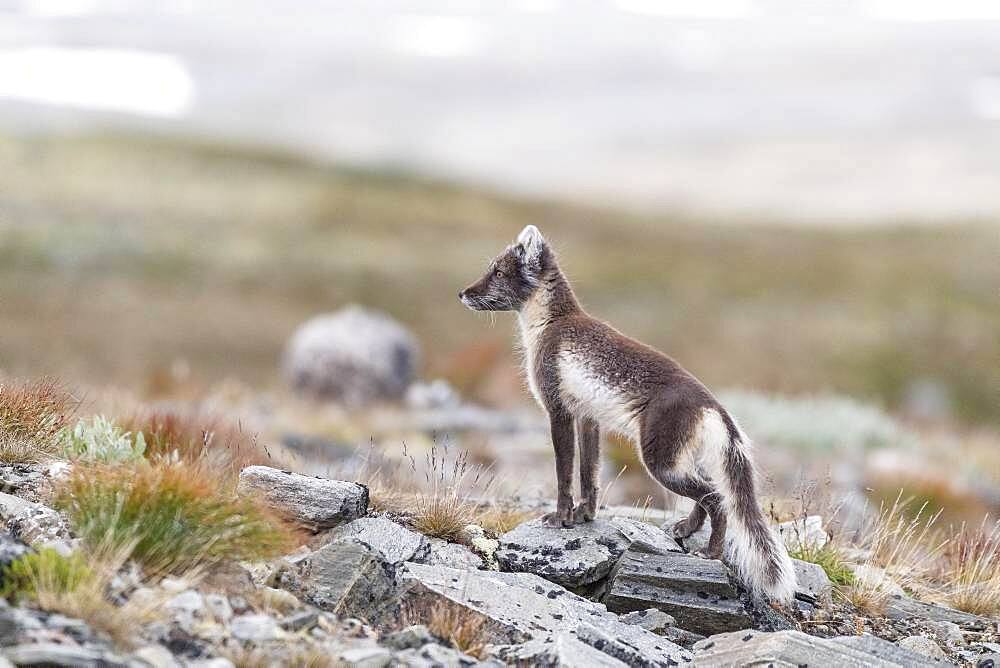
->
(397, 562), (692, 666)
(980, 653), (1000, 668)
(693, 630), (941, 667)
(187, 660), (235, 668)
(897, 635), (947, 660)
(604, 549), (751, 636)
(326, 517), (430, 565)
(854, 564), (906, 597)
(203, 594), (233, 624)
(236, 466), (367, 531)
(776, 515), (828, 550)
(201, 561), (255, 595)
(0, 531), (31, 586)
(0, 465), (43, 497)
(926, 620), (964, 647)
(792, 558), (833, 604)
(165, 590), (205, 633)
(660, 509), (712, 554)
(279, 609), (317, 632)
(132, 645), (182, 668)
(3, 643), (128, 667)
(393, 643), (481, 667)
(0, 493), (69, 545)
(277, 537), (396, 618)
(619, 609), (677, 634)
(885, 594), (990, 627)
(283, 306), (419, 405)
(458, 525), (498, 565)
(425, 539), (484, 570)
(338, 646), (392, 668)
(405, 380), (461, 410)
(230, 614), (280, 642)
(384, 624), (436, 651)
(495, 518), (632, 588)
(609, 517), (684, 555)
(499, 633), (628, 667)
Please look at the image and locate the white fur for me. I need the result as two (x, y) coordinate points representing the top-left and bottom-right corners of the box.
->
(556, 353), (640, 441)
(516, 292), (549, 408)
(698, 408), (797, 604)
(517, 225), (545, 265)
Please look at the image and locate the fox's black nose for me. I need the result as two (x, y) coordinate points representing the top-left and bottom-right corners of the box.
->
(458, 290), (466, 300)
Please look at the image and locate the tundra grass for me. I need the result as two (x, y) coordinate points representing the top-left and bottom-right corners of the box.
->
(0, 378), (76, 462)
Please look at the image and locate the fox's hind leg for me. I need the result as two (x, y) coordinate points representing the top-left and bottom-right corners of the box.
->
(572, 417), (600, 524)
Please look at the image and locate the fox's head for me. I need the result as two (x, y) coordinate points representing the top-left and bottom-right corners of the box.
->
(459, 225), (550, 312)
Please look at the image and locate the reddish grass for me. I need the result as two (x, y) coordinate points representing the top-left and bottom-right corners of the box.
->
(0, 377), (77, 462)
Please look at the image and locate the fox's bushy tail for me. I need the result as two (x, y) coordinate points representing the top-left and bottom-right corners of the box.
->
(703, 409), (796, 605)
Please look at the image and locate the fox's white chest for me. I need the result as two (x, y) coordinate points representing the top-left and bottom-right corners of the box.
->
(517, 318), (546, 408)
(557, 353), (639, 440)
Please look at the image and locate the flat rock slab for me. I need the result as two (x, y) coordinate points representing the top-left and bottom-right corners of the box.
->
(496, 518), (681, 588)
(885, 594), (990, 628)
(792, 558), (833, 605)
(237, 466), (367, 531)
(694, 630), (941, 667)
(604, 549), (751, 636)
(398, 562), (692, 667)
(325, 517), (430, 566)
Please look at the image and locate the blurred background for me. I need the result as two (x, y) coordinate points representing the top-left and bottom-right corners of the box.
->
(1, 1), (998, 522)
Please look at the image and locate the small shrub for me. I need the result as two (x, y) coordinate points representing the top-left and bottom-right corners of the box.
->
(53, 461), (294, 574)
(0, 378), (75, 462)
(476, 506), (535, 535)
(0, 548), (93, 600)
(57, 416), (146, 463)
(407, 446), (494, 541)
(934, 517), (1000, 616)
(789, 542), (854, 587)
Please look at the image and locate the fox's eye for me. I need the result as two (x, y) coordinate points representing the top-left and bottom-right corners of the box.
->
(494, 268), (504, 278)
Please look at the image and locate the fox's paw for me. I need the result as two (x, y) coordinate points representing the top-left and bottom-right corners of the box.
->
(672, 518), (697, 540)
(541, 510), (574, 528)
(693, 546), (723, 561)
(571, 502), (596, 524)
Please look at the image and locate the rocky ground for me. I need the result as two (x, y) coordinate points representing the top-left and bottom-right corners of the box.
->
(0, 461), (996, 667)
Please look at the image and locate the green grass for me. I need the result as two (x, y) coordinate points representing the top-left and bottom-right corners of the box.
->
(1, 132), (998, 425)
(0, 548), (92, 600)
(52, 460), (295, 574)
(789, 542), (855, 587)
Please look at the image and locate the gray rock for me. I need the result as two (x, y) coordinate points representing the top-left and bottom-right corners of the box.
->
(609, 517), (684, 555)
(3, 643), (128, 667)
(694, 630), (941, 667)
(897, 635), (947, 660)
(384, 624), (436, 650)
(926, 620), (964, 647)
(187, 660), (235, 668)
(277, 537), (396, 618)
(604, 549), (751, 636)
(659, 509), (713, 554)
(393, 643), (481, 667)
(279, 609), (318, 632)
(338, 646), (392, 668)
(979, 652), (1000, 668)
(165, 590), (205, 633)
(776, 515), (828, 550)
(885, 594), (990, 627)
(0, 532), (31, 588)
(326, 516), (429, 565)
(230, 614), (280, 641)
(619, 608), (677, 634)
(236, 466), (367, 531)
(792, 558), (833, 604)
(131, 645), (182, 668)
(283, 306), (419, 405)
(495, 518), (632, 587)
(425, 538), (484, 570)
(0, 493), (69, 545)
(203, 593), (233, 624)
(833, 634), (945, 665)
(397, 562), (692, 666)
(499, 633), (629, 667)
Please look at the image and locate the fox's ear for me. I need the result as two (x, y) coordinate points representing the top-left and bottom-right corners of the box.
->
(516, 225), (546, 266)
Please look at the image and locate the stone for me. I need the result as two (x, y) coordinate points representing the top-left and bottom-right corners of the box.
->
(0, 531), (31, 587)
(384, 624), (436, 651)
(609, 517), (684, 555)
(425, 538), (484, 570)
(926, 620), (964, 647)
(854, 564), (906, 597)
(979, 653), (1000, 668)
(326, 517), (430, 565)
(832, 634), (944, 665)
(459, 525), (499, 564)
(132, 644), (182, 668)
(230, 614), (280, 642)
(393, 643), (481, 667)
(0, 493), (69, 545)
(277, 537), (396, 618)
(201, 561), (255, 595)
(397, 562), (691, 666)
(776, 515), (828, 550)
(693, 630), (941, 667)
(279, 609), (318, 632)
(283, 306), (419, 405)
(604, 549), (751, 636)
(495, 518), (632, 587)
(3, 643), (128, 667)
(165, 590), (205, 633)
(338, 646), (391, 668)
(187, 660), (235, 668)
(897, 635), (947, 660)
(499, 633), (629, 667)
(885, 594), (989, 627)
(792, 558), (833, 604)
(619, 608), (677, 634)
(236, 466), (368, 531)
(203, 594), (233, 624)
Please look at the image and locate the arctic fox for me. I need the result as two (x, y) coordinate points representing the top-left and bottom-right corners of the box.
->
(459, 225), (796, 604)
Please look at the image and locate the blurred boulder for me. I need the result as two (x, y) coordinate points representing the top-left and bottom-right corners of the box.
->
(283, 306), (419, 405)
(236, 466), (368, 531)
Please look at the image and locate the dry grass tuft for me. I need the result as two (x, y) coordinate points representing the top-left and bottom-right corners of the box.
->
(0, 543), (165, 648)
(419, 603), (489, 660)
(222, 646), (332, 668)
(476, 505), (536, 535)
(53, 460), (296, 574)
(0, 377), (76, 462)
(933, 517), (1000, 616)
(118, 407), (268, 479)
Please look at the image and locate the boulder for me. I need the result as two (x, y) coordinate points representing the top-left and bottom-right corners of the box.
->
(229, 614), (281, 642)
(337, 646), (392, 668)
(618, 609), (677, 634)
(397, 562), (692, 666)
(693, 630), (941, 667)
(885, 594), (990, 628)
(0, 532), (31, 588)
(3, 643), (128, 667)
(0, 493), (70, 546)
(425, 538), (484, 570)
(283, 306), (419, 405)
(383, 625), (436, 651)
(776, 515), (828, 550)
(325, 517), (430, 565)
(236, 466), (367, 531)
(392, 643), (483, 667)
(897, 635), (947, 660)
(791, 558), (833, 605)
(495, 518), (681, 588)
(604, 549), (751, 636)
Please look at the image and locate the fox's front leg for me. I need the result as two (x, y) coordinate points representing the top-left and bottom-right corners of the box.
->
(542, 409), (576, 528)
(573, 417), (599, 523)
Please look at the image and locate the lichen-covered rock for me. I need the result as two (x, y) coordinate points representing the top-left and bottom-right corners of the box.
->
(694, 630), (941, 667)
(0, 492), (70, 546)
(619, 609), (677, 634)
(791, 558), (833, 605)
(325, 517), (430, 565)
(897, 635), (947, 660)
(776, 515), (828, 550)
(425, 538), (484, 570)
(604, 549), (751, 636)
(885, 594), (990, 628)
(396, 562), (692, 666)
(392, 642), (482, 667)
(236, 466), (367, 531)
(283, 306), (419, 405)
(496, 517), (678, 588)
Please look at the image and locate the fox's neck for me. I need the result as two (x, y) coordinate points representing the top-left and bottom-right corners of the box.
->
(517, 263), (581, 334)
